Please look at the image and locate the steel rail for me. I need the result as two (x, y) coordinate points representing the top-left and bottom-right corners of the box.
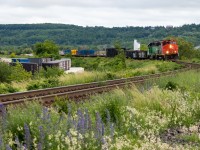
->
(0, 61), (199, 106)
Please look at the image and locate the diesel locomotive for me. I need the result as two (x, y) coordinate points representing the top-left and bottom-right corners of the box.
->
(148, 40), (179, 60)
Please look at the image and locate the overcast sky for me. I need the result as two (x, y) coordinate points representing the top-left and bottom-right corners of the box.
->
(0, 0), (199, 27)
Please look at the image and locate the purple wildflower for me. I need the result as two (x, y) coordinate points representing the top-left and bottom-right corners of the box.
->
(95, 112), (103, 140)
(0, 104), (7, 130)
(67, 104), (72, 116)
(15, 136), (22, 149)
(0, 135), (3, 148)
(24, 124), (31, 150)
(57, 113), (64, 124)
(41, 107), (50, 123)
(110, 123), (115, 140)
(6, 144), (12, 150)
(77, 109), (85, 134)
(38, 126), (44, 149)
(84, 109), (90, 131)
(101, 137), (106, 145)
(67, 104), (72, 128)
(37, 143), (42, 150)
(72, 119), (77, 129)
(87, 113), (92, 131)
(23, 144), (27, 150)
(102, 123), (105, 136)
(106, 109), (111, 126)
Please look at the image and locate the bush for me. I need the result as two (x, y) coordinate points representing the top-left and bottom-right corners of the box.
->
(9, 62), (32, 82)
(42, 78), (60, 88)
(53, 97), (77, 114)
(0, 83), (19, 94)
(165, 81), (178, 91)
(37, 67), (64, 78)
(100, 98), (123, 125)
(27, 78), (60, 90)
(26, 80), (43, 90)
(0, 62), (12, 83)
(106, 72), (116, 80)
(0, 62), (32, 83)
(156, 62), (181, 72)
(6, 102), (43, 142)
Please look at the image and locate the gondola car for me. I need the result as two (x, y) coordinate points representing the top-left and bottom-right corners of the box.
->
(148, 40), (178, 60)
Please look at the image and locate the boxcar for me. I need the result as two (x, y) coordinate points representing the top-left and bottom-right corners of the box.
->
(42, 59), (71, 71)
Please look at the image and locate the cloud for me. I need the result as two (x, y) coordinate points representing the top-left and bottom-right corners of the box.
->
(0, 0), (199, 27)
(1, 0), (200, 9)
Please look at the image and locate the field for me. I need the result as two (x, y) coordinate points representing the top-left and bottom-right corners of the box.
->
(1, 57), (197, 149)
(0, 67), (200, 149)
(0, 57), (181, 93)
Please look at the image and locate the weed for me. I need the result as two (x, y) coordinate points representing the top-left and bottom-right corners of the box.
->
(165, 81), (178, 91)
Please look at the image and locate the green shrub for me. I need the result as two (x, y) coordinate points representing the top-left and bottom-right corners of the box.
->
(53, 97), (77, 114)
(156, 62), (181, 72)
(9, 62), (32, 82)
(133, 71), (143, 76)
(42, 78), (60, 88)
(165, 81), (178, 91)
(106, 72), (116, 80)
(0, 83), (19, 94)
(100, 98), (123, 125)
(180, 133), (200, 143)
(38, 67), (64, 78)
(0, 62), (12, 83)
(27, 78), (60, 90)
(6, 102), (43, 141)
(27, 80), (43, 90)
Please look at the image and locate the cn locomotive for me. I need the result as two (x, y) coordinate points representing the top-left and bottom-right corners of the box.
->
(148, 40), (179, 60)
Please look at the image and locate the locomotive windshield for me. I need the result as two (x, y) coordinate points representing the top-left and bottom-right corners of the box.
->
(162, 40), (176, 45)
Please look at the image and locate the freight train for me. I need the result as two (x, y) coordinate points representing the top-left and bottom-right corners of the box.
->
(62, 39), (179, 60)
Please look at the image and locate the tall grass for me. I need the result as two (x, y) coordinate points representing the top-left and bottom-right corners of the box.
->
(1, 76), (200, 149)
(3, 60), (181, 93)
(153, 70), (200, 92)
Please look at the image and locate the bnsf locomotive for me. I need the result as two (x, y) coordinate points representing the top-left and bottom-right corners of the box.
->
(148, 40), (179, 60)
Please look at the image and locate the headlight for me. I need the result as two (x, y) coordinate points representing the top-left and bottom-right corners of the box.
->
(166, 51), (169, 54)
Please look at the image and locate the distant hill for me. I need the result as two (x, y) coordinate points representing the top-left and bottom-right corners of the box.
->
(0, 23), (200, 48)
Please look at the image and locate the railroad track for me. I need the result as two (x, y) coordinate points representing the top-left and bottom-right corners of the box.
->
(0, 61), (199, 106)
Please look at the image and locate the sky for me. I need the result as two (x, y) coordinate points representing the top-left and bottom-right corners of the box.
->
(0, 0), (199, 27)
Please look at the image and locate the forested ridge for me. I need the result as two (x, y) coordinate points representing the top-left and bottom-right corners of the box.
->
(0, 23), (200, 48)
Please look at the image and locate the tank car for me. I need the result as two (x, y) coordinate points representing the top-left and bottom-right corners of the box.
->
(148, 40), (179, 60)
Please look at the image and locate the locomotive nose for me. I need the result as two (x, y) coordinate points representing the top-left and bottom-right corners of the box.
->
(169, 45), (174, 50)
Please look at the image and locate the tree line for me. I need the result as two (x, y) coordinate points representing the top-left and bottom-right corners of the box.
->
(0, 23), (200, 49)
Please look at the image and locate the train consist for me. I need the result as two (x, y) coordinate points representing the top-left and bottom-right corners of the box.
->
(62, 39), (179, 60)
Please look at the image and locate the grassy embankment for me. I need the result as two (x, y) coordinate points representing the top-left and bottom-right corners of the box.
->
(0, 57), (182, 93)
(1, 69), (200, 149)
